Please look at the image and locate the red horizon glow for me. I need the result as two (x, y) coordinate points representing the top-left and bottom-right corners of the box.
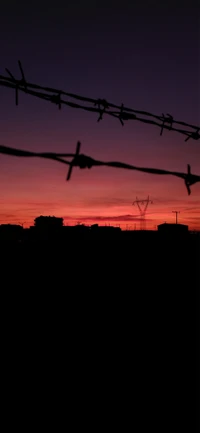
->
(0, 154), (199, 231)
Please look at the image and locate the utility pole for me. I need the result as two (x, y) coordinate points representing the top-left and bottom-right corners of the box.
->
(132, 196), (153, 231)
(172, 211), (180, 224)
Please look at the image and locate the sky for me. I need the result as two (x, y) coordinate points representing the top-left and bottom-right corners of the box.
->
(0, 0), (199, 230)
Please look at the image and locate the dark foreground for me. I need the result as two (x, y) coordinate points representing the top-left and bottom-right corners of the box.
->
(1, 231), (199, 431)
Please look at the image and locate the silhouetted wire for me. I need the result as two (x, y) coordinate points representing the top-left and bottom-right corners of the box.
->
(0, 60), (199, 141)
(0, 141), (200, 195)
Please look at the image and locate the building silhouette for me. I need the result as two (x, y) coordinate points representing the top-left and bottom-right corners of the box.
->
(33, 216), (63, 242)
(34, 216), (63, 229)
(157, 222), (188, 235)
(0, 224), (23, 242)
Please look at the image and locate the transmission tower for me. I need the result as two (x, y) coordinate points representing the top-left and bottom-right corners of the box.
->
(132, 196), (153, 231)
(172, 211), (180, 224)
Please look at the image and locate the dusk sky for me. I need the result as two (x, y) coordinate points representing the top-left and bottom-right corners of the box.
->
(0, 1), (199, 230)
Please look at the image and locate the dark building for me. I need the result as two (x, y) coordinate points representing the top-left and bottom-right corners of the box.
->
(33, 216), (63, 242)
(157, 223), (188, 234)
(34, 216), (63, 229)
(0, 224), (23, 242)
(90, 224), (121, 238)
(91, 224), (121, 233)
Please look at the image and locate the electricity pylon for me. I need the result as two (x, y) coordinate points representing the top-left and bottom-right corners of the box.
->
(132, 196), (153, 231)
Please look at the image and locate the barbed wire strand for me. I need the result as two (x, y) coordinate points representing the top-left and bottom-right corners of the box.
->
(0, 141), (200, 195)
(0, 61), (199, 141)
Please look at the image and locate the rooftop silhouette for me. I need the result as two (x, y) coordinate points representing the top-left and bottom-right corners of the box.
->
(0, 216), (199, 246)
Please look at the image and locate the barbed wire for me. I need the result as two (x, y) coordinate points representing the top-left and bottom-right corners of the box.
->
(1, 141), (200, 195)
(0, 60), (199, 142)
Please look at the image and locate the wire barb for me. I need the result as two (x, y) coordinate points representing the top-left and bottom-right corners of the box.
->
(0, 61), (199, 140)
(18, 60), (27, 91)
(185, 128), (200, 142)
(95, 98), (109, 122)
(0, 61), (199, 197)
(0, 142), (200, 195)
(66, 141), (81, 180)
(50, 92), (62, 109)
(183, 164), (200, 195)
(118, 103), (137, 126)
(160, 113), (173, 136)
(5, 60), (27, 105)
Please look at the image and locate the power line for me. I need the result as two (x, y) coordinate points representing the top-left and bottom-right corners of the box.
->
(0, 141), (200, 195)
(0, 60), (199, 142)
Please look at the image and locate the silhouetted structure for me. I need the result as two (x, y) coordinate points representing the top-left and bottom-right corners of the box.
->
(0, 224), (23, 242)
(132, 196), (153, 230)
(90, 224), (121, 238)
(172, 210), (180, 224)
(0, 218), (198, 249)
(157, 222), (188, 235)
(34, 216), (63, 229)
(33, 215), (63, 242)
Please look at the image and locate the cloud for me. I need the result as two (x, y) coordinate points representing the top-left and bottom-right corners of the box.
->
(183, 216), (200, 221)
(62, 214), (154, 223)
(0, 214), (16, 218)
(82, 196), (130, 208)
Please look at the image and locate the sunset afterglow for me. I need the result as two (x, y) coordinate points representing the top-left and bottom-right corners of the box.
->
(0, 3), (199, 230)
